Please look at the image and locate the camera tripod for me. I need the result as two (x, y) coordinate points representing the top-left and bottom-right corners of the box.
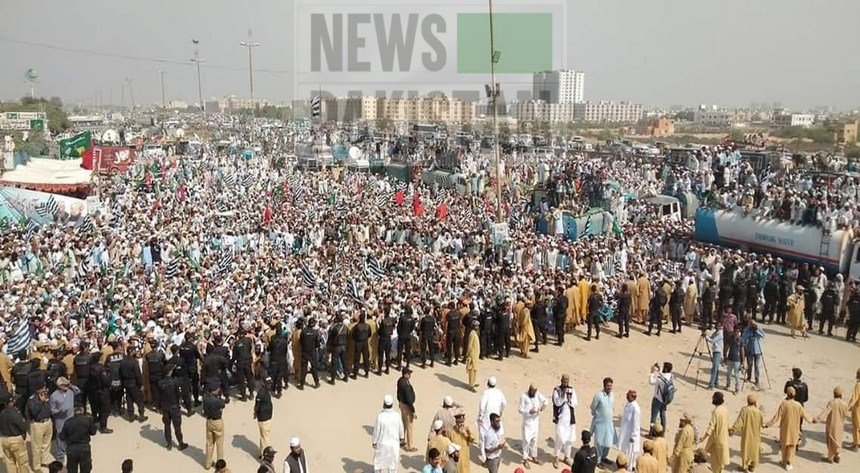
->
(682, 330), (712, 390)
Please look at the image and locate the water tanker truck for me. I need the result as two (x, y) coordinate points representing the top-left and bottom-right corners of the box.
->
(695, 208), (860, 281)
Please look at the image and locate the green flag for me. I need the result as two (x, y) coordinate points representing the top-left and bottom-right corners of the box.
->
(58, 131), (92, 160)
(612, 218), (622, 236)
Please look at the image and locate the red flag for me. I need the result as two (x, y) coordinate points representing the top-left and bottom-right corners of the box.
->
(262, 205), (272, 226)
(436, 201), (448, 220)
(395, 189), (405, 205)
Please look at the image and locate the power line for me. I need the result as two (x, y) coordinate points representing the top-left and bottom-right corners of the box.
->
(0, 36), (293, 75)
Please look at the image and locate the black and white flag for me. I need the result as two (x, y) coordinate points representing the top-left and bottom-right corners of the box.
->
(311, 96), (321, 119)
(300, 261), (317, 287)
(347, 278), (362, 303)
(46, 195), (59, 215)
(166, 258), (179, 278)
(366, 254), (386, 278)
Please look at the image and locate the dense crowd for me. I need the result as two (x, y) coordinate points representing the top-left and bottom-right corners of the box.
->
(1, 140), (859, 473)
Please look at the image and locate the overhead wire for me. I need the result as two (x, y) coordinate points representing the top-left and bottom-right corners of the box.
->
(0, 36), (293, 75)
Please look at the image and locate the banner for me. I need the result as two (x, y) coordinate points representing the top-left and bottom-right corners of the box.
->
(0, 187), (89, 225)
(59, 131), (92, 160)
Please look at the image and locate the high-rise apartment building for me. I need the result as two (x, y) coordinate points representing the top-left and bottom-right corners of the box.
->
(532, 70), (585, 104)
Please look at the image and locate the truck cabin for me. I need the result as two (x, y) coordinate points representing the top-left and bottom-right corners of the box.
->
(641, 196), (683, 223)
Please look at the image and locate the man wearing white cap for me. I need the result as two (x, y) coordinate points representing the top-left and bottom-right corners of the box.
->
(443, 443), (460, 473)
(283, 437), (309, 473)
(476, 377), (507, 463)
(518, 383), (548, 468)
(427, 419), (452, 464)
(429, 396), (458, 439)
(373, 394), (405, 473)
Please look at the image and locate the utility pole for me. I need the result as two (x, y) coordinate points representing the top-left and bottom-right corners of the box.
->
(239, 33), (261, 113)
(124, 77), (136, 110)
(488, 0), (502, 224)
(191, 39), (205, 114)
(158, 70), (166, 108)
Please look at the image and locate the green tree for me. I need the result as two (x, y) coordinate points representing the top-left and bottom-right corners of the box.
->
(4, 96), (70, 134)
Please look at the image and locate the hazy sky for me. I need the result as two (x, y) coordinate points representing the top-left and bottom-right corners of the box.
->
(1, 0), (858, 110)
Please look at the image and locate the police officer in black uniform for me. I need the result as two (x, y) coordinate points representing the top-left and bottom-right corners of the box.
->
(268, 330), (289, 396)
(168, 345), (194, 414)
(231, 330), (254, 401)
(145, 342), (166, 411)
(202, 338), (230, 404)
(445, 302), (463, 365)
(479, 305), (495, 359)
(377, 312), (395, 375)
(847, 288), (860, 342)
(179, 334), (203, 406)
(210, 336), (233, 403)
(397, 306), (417, 368)
(299, 319), (321, 389)
(158, 366), (188, 451)
(495, 298), (512, 359)
(105, 346), (125, 416)
(89, 353), (113, 433)
(351, 314), (371, 378)
(12, 352), (33, 413)
(763, 274), (779, 324)
(418, 308), (436, 368)
(74, 343), (96, 413)
(45, 347), (67, 396)
(59, 406), (98, 473)
(119, 346), (147, 422)
(327, 316), (348, 384)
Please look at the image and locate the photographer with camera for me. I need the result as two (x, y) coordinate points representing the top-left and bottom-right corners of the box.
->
(741, 319), (765, 389)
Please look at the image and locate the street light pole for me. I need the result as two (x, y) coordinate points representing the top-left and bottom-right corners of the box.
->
(124, 77), (135, 110)
(158, 70), (166, 108)
(488, 0), (502, 224)
(239, 40), (261, 112)
(191, 39), (205, 114)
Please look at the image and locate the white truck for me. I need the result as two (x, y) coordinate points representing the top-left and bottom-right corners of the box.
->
(695, 208), (860, 280)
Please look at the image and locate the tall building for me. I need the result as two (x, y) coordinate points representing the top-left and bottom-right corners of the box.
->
(532, 70), (585, 104)
(573, 101), (644, 123)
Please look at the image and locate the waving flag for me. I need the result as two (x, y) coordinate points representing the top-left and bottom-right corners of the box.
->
(165, 257), (179, 278)
(366, 254), (386, 278)
(580, 215), (592, 239)
(310, 95), (321, 119)
(46, 195), (59, 216)
(35, 203), (50, 218)
(218, 249), (233, 273)
(300, 261), (317, 287)
(6, 318), (31, 355)
(348, 278), (363, 303)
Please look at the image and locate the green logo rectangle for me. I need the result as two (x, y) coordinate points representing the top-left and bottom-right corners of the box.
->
(456, 13), (552, 73)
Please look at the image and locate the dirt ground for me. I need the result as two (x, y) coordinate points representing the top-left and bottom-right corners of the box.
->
(84, 322), (859, 473)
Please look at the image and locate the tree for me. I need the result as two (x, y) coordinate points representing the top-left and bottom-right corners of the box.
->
(4, 96), (70, 134)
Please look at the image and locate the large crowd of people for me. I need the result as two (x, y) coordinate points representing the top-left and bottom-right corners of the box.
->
(1, 137), (859, 473)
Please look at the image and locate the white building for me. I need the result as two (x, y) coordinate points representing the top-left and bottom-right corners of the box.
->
(533, 70), (585, 104)
(513, 100), (575, 123)
(573, 101), (643, 123)
(693, 110), (736, 127)
(773, 113), (814, 127)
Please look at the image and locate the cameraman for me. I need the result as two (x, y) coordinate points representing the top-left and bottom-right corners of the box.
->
(741, 319), (764, 388)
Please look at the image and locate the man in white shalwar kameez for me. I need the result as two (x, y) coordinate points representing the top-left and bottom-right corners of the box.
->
(517, 384), (548, 468)
(476, 377), (507, 463)
(551, 374), (578, 468)
(616, 390), (642, 471)
(373, 394), (405, 473)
